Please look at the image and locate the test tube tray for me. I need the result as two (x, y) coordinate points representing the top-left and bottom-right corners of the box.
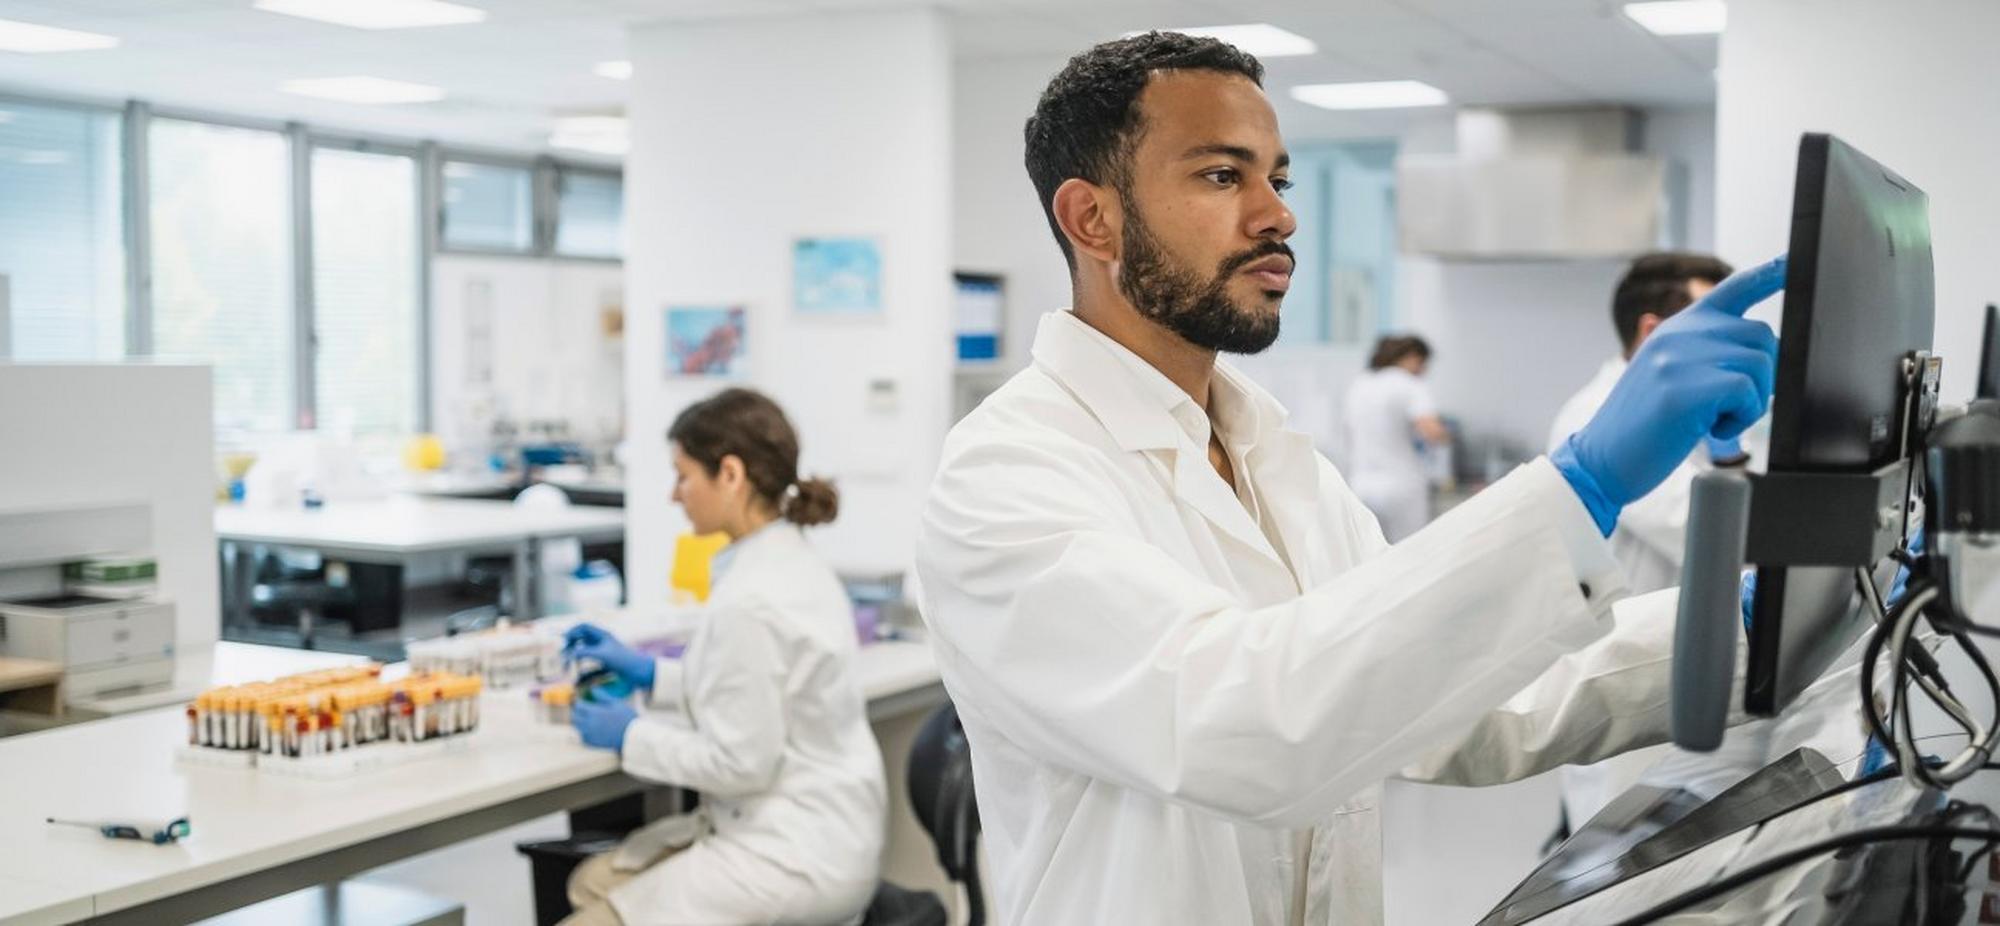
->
(173, 736), (477, 780)
(173, 746), (257, 771)
(257, 736), (477, 780)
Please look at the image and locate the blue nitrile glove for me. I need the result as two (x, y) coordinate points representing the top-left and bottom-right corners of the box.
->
(1887, 525), (1925, 608)
(571, 689), (637, 752)
(563, 623), (656, 690)
(1858, 735), (1893, 777)
(1552, 256), (1787, 534)
(1706, 435), (1749, 466)
(1741, 569), (1758, 634)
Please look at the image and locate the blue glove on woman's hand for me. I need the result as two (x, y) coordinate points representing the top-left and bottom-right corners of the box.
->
(1553, 256), (1787, 534)
(571, 689), (637, 752)
(563, 623), (656, 690)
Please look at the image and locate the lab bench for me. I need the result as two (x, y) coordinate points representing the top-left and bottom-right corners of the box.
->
(0, 633), (944, 926)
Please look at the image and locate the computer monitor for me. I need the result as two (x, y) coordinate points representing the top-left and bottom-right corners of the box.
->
(1745, 133), (1935, 714)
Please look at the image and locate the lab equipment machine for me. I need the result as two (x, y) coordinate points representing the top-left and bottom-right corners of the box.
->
(0, 503), (177, 702)
(1519, 131), (2000, 923)
(1673, 133), (1938, 745)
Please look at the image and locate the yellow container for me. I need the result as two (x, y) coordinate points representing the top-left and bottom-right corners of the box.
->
(403, 434), (447, 472)
(669, 532), (730, 603)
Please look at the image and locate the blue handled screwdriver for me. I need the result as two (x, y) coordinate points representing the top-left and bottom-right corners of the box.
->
(47, 816), (191, 845)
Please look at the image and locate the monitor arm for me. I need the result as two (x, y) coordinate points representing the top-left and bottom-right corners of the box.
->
(1672, 351), (1941, 750)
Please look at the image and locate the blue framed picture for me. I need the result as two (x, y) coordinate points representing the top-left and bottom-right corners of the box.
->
(794, 237), (882, 314)
(665, 305), (747, 377)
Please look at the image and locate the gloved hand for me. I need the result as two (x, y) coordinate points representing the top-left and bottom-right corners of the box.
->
(564, 623), (656, 690)
(1553, 256), (1786, 534)
(571, 689), (638, 752)
(1705, 435), (1750, 467)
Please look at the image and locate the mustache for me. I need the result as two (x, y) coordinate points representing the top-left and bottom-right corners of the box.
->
(1217, 240), (1295, 277)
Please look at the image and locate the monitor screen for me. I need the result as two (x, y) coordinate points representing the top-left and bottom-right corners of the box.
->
(1746, 133), (1934, 714)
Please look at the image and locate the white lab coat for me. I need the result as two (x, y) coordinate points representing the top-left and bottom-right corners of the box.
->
(1545, 357), (1865, 826)
(607, 525), (887, 926)
(1342, 366), (1439, 541)
(916, 311), (1732, 926)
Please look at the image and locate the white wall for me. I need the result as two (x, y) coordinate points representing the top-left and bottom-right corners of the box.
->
(1717, 0), (2000, 402)
(954, 56), (1071, 372)
(430, 255), (625, 456)
(625, 9), (954, 606)
(1396, 107), (1720, 458)
(1399, 258), (1631, 454)
(0, 363), (219, 655)
(1647, 107), (1719, 254)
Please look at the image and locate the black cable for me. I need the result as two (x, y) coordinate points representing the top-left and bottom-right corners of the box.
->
(1902, 615), (2000, 788)
(1606, 824), (2000, 926)
(1956, 816), (2000, 882)
(1861, 594), (1895, 753)
(1858, 565), (1950, 687)
(1856, 575), (2000, 791)
(1953, 621), (2000, 640)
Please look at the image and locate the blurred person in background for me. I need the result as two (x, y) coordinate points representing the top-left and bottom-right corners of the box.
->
(1344, 335), (1451, 541)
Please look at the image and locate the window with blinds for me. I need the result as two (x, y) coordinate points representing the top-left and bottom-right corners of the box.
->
(311, 145), (420, 436)
(148, 118), (296, 435)
(440, 159), (534, 253)
(554, 169), (622, 259)
(0, 102), (125, 360)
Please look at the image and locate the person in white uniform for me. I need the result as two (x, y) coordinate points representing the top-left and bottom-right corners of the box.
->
(560, 387), (887, 926)
(915, 33), (1791, 925)
(1343, 335), (1451, 541)
(1544, 253), (1863, 839)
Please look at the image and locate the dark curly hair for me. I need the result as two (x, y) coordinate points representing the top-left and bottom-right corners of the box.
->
(1024, 32), (1265, 269)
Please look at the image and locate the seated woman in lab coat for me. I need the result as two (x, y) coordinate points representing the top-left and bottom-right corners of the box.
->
(559, 387), (887, 926)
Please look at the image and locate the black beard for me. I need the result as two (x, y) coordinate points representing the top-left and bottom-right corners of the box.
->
(1116, 199), (1289, 355)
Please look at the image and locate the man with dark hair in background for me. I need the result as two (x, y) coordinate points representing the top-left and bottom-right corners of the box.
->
(917, 33), (1788, 925)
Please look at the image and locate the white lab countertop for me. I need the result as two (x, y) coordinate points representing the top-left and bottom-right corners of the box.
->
(0, 875), (94, 926)
(0, 633), (941, 925)
(388, 472), (626, 501)
(212, 497), (626, 556)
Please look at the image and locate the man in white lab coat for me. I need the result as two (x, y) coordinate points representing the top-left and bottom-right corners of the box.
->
(916, 33), (1787, 925)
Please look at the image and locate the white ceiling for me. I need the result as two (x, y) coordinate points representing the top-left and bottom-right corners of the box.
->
(0, 0), (1718, 156)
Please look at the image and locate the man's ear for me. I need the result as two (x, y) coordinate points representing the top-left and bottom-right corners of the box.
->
(1635, 312), (1665, 345)
(1052, 178), (1121, 265)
